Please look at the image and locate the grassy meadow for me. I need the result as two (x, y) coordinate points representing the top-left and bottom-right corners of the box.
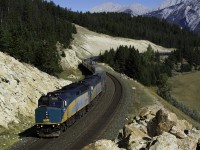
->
(169, 71), (200, 113)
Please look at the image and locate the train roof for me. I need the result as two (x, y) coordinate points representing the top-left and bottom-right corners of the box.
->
(81, 75), (100, 85)
(46, 81), (90, 101)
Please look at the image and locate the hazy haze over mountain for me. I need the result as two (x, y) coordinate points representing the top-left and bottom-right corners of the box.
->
(90, 2), (150, 16)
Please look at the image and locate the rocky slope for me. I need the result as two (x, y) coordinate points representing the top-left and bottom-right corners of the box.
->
(83, 105), (200, 150)
(0, 52), (71, 128)
(65, 24), (174, 67)
(146, 0), (200, 35)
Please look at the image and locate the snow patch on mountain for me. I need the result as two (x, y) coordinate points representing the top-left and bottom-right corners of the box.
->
(90, 2), (150, 16)
(147, 0), (200, 34)
(91, 2), (122, 13)
(158, 0), (186, 10)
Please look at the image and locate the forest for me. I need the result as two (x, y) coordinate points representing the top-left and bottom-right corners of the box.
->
(0, 0), (200, 75)
(65, 11), (200, 68)
(0, 0), (76, 74)
(100, 45), (172, 86)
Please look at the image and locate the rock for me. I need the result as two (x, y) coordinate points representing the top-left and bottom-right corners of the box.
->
(84, 105), (200, 150)
(60, 49), (81, 69)
(148, 105), (164, 116)
(146, 114), (155, 122)
(147, 118), (158, 137)
(179, 128), (200, 150)
(82, 139), (124, 150)
(169, 126), (187, 139)
(132, 87), (136, 90)
(128, 139), (148, 150)
(197, 138), (200, 150)
(139, 107), (150, 119)
(176, 119), (192, 131)
(149, 132), (179, 150)
(116, 123), (150, 149)
(123, 124), (147, 142)
(134, 116), (140, 122)
(155, 109), (177, 135)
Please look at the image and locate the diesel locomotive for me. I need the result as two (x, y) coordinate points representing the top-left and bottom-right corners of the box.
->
(35, 59), (106, 137)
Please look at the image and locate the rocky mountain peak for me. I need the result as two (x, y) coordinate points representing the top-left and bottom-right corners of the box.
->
(158, 0), (186, 10)
(146, 0), (200, 35)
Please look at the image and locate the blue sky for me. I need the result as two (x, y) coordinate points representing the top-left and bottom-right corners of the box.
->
(51, 0), (166, 12)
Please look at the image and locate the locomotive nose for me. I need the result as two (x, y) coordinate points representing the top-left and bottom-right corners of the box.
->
(35, 107), (62, 124)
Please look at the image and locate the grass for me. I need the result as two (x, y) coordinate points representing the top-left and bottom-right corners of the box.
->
(0, 115), (34, 150)
(126, 80), (156, 120)
(148, 88), (200, 129)
(168, 71), (200, 113)
(57, 68), (84, 82)
(99, 63), (156, 118)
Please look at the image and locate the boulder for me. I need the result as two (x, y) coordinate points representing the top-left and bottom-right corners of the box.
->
(116, 123), (149, 149)
(128, 138), (149, 150)
(123, 124), (148, 142)
(155, 109), (177, 135)
(139, 107), (150, 119)
(176, 119), (192, 131)
(82, 139), (124, 150)
(169, 126), (187, 139)
(177, 128), (200, 150)
(149, 132), (179, 150)
(148, 104), (164, 116)
(146, 113), (155, 122)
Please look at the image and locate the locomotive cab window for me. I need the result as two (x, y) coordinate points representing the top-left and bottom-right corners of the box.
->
(38, 96), (49, 107)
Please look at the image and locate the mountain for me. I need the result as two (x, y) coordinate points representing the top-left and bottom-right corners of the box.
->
(90, 2), (150, 16)
(146, 0), (200, 35)
(158, 0), (186, 10)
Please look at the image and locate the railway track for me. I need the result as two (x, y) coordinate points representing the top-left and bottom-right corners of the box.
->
(11, 73), (123, 150)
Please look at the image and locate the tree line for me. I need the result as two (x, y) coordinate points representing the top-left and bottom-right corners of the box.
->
(100, 45), (171, 86)
(0, 0), (76, 75)
(64, 11), (200, 69)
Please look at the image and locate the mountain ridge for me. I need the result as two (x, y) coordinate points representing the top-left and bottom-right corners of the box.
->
(90, 2), (150, 16)
(91, 0), (200, 35)
(146, 0), (200, 34)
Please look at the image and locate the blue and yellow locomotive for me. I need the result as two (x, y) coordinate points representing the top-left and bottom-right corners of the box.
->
(35, 61), (106, 137)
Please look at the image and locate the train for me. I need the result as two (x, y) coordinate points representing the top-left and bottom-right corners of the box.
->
(35, 59), (106, 137)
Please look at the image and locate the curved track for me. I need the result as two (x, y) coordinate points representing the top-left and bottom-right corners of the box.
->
(12, 73), (123, 150)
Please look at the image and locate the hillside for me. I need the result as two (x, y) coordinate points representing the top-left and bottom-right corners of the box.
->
(0, 0), (75, 75)
(0, 52), (71, 129)
(64, 24), (173, 62)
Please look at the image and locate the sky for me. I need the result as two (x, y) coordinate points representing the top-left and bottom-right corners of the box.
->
(51, 0), (166, 12)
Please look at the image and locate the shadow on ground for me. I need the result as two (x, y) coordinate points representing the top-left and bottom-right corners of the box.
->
(18, 125), (37, 138)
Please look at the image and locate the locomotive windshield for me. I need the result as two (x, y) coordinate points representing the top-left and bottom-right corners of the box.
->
(38, 96), (64, 108)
